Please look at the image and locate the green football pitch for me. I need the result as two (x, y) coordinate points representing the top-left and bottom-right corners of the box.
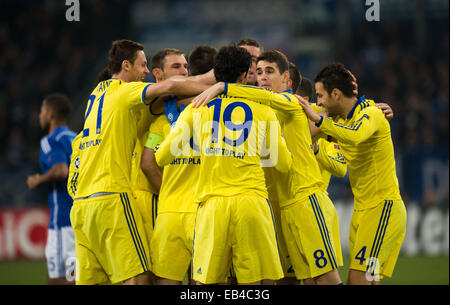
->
(0, 255), (448, 285)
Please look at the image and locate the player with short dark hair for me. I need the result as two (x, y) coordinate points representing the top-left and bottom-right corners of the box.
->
(288, 62), (302, 95)
(188, 45), (218, 76)
(213, 45), (254, 82)
(236, 38), (264, 52)
(299, 62), (407, 285)
(70, 39), (210, 285)
(257, 50), (290, 75)
(151, 48), (188, 82)
(237, 38), (264, 85)
(297, 76), (314, 102)
(27, 93), (77, 285)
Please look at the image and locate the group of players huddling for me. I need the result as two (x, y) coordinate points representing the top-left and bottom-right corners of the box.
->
(30, 37), (407, 285)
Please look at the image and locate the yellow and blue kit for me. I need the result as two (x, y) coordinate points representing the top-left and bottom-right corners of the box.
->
(155, 96), (291, 284)
(316, 96), (406, 278)
(71, 79), (153, 284)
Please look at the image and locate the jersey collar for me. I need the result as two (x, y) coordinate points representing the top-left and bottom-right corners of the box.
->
(49, 125), (68, 138)
(347, 95), (366, 119)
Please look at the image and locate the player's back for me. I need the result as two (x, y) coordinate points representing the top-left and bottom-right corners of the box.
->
(225, 85), (324, 206)
(194, 95), (289, 203)
(76, 78), (151, 198)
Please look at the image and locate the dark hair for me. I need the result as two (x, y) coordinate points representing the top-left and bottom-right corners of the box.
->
(314, 63), (356, 97)
(188, 45), (218, 76)
(151, 48), (185, 70)
(95, 67), (112, 85)
(43, 93), (72, 121)
(236, 38), (264, 53)
(256, 50), (289, 74)
(297, 77), (314, 101)
(213, 45), (252, 83)
(288, 62), (302, 94)
(108, 39), (144, 74)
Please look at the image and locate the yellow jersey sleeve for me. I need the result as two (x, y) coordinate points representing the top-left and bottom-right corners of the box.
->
(146, 134), (164, 151)
(317, 106), (384, 146)
(226, 83), (300, 113)
(311, 103), (325, 114)
(118, 81), (154, 107)
(67, 132), (82, 199)
(315, 138), (347, 178)
(145, 114), (171, 151)
(319, 97), (402, 210)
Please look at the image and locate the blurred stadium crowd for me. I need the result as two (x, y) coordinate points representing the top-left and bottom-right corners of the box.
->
(0, 0), (448, 208)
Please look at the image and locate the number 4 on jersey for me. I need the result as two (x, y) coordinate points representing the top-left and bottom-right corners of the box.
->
(355, 246), (367, 265)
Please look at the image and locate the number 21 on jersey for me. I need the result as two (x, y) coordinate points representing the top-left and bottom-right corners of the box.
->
(83, 92), (105, 138)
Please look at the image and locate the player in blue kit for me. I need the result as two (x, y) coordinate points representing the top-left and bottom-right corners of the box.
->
(27, 93), (77, 285)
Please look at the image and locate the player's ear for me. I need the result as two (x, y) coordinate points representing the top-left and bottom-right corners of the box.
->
(331, 88), (342, 100)
(152, 68), (163, 81)
(237, 71), (247, 84)
(122, 60), (132, 72)
(46, 107), (55, 121)
(287, 78), (293, 90)
(281, 70), (290, 85)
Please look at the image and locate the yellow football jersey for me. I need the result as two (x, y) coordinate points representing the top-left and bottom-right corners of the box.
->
(315, 137), (347, 191)
(145, 114), (199, 213)
(225, 84), (324, 207)
(75, 79), (153, 198)
(311, 103), (325, 113)
(317, 96), (402, 210)
(67, 132), (82, 199)
(155, 97), (292, 203)
(145, 114), (172, 152)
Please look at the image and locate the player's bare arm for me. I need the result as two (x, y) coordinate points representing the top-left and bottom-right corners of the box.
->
(298, 97), (322, 123)
(145, 77), (211, 102)
(27, 163), (69, 190)
(140, 147), (162, 193)
(191, 81), (225, 108)
(148, 74), (215, 113)
(187, 68), (216, 85)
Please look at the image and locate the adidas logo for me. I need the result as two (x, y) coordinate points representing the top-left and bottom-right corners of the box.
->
(287, 266), (295, 274)
(197, 267), (202, 274)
